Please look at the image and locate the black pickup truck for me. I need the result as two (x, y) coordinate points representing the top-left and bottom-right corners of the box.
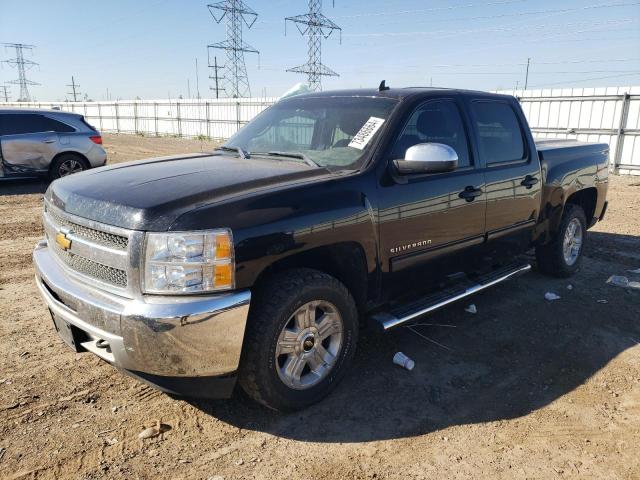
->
(34, 86), (609, 411)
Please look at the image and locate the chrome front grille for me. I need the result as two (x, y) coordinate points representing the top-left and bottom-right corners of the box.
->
(43, 202), (140, 295)
(46, 208), (128, 250)
(52, 242), (128, 288)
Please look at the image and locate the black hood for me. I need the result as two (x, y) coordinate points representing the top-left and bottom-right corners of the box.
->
(46, 153), (331, 231)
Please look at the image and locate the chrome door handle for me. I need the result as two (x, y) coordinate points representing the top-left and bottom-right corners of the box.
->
(43, 139), (56, 144)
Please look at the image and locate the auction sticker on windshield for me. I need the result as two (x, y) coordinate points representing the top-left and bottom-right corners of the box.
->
(348, 117), (386, 150)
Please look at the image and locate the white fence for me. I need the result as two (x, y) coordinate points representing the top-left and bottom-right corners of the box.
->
(499, 86), (640, 174)
(1, 98), (278, 141)
(3, 86), (640, 173)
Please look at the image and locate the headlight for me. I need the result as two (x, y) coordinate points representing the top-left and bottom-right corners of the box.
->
(143, 230), (234, 294)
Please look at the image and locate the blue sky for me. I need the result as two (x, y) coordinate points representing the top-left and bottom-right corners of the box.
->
(1, 0), (639, 100)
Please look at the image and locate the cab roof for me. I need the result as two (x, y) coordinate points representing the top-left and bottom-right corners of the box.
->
(287, 87), (513, 102)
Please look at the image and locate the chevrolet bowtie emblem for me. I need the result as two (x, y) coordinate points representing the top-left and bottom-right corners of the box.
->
(55, 230), (72, 251)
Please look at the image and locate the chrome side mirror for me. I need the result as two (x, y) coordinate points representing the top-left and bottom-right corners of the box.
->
(394, 143), (458, 174)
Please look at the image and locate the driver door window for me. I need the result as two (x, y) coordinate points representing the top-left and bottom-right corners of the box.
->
(391, 100), (471, 168)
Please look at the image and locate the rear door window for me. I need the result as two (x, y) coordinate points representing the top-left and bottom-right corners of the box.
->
(39, 115), (75, 133)
(470, 101), (525, 164)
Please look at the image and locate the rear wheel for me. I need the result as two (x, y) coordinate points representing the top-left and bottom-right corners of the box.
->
(50, 154), (89, 180)
(239, 268), (358, 411)
(536, 203), (587, 278)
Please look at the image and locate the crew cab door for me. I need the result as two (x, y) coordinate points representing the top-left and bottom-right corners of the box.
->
(0, 113), (62, 175)
(378, 98), (486, 294)
(466, 98), (542, 258)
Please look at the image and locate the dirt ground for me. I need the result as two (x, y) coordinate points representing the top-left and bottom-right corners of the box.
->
(1, 134), (639, 480)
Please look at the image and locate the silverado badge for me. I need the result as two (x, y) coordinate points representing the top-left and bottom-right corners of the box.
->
(389, 239), (431, 255)
(55, 230), (72, 251)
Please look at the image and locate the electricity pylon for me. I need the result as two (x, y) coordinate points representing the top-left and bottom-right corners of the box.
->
(2, 43), (39, 102)
(285, 0), (341, 91)
(207, 1), (259, 98)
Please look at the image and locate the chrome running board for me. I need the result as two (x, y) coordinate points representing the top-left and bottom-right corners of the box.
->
(371, 263), (532, 331)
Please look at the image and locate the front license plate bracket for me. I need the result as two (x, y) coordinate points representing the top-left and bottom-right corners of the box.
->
(50, 309), (82, 353)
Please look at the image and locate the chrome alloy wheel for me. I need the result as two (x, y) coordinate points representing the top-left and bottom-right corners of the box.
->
(58, 158), (84, 177)
(562, 218), (583, 266)
(275, 300), (344, 390)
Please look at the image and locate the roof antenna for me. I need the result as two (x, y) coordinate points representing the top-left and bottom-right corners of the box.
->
(378, 80), (390, 92)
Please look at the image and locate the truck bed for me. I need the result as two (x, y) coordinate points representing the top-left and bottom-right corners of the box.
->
(535, 138), (609, 165)
(534, 137), (609, 230)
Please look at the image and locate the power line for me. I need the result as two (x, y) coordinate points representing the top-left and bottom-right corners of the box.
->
(256, 64), (640, 75)
(413, 69), (640, 75)
(207, 0), (259, 98)
(248, 0), (532, 26)
(336, 0), (530, 19)
(66, 76), (81, 102)
(345, 26), (638, 51)
(1, 43), (39, 102)
(356, 1), (640, 25)
(343, 17), (634, 38)
(420, 30), (640, 63)
(533, 58), (640, 65)
(340, 0), (639, 23)
(431, 58), (640, 67)
(285, 0), (341, 92)
(529, 72), (640, 88)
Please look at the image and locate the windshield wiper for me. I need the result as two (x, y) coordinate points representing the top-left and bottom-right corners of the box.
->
(262, 151), (319, 168)
(215, 145), (249, 159)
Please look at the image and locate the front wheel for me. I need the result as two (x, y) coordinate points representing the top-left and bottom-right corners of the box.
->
(239, 268), (358, 411)
(536, 203), (587, 278)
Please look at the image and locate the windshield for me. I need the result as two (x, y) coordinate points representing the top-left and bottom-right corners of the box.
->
(223, 96), (398, 169)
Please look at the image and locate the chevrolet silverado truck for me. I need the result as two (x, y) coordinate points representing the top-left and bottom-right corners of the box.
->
(33, 86), (609, 411)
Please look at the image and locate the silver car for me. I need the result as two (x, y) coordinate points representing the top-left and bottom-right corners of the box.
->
(0, 108), (107, 180)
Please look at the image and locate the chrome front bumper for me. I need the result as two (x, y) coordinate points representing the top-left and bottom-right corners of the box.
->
(33, 239), (251, 383)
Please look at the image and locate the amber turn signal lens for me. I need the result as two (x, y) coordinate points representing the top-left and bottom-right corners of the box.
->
(216, 234), (232, 260)
(214, 263), (233, 288)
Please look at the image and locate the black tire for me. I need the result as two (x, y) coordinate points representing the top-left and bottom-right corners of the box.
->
(49, 154), (89, 180)
(535, 203), (587, 278)
(238, 268), (358, 412)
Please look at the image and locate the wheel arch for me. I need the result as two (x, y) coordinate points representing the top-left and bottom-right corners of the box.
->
(565, 187), (598, 226)
(251, 242), (370, 316)
(48, 151), (90, 176)
(543, 186), (598, 241)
